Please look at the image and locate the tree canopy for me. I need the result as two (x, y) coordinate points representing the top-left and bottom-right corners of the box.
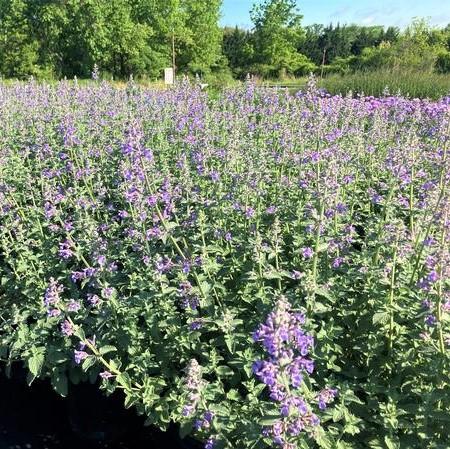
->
(0, 0), (449, 80)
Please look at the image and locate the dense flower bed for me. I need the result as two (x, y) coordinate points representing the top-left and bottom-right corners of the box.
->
(0, 78), (449, 449)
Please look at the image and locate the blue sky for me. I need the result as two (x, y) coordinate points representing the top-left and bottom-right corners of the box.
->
(221, 0), (450, 29)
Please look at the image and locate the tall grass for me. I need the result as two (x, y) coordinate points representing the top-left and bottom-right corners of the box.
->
(319, 70), (450, 99)
(261, 70), (450, 99)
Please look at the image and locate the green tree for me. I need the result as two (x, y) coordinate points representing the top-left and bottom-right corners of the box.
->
(0, 0), (40, 78)
(132, 0), (191, 78)
(174, 0), (222, 75)
(100, 0), (152, 78)
(300, 24), (324, 65)
(250, 0), (313, 77)
(132, 0), (223, 78)
(49, 0), (109, 78)
(222, 26), (255, 77)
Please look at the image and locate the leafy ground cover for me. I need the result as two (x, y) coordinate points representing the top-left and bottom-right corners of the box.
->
(0, 78), (449, 449)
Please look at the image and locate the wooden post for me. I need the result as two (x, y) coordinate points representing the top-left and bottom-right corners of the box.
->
(320, 47), (327, 79)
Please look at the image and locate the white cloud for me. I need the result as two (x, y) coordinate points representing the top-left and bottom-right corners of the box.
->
(361, 15), (376, 24)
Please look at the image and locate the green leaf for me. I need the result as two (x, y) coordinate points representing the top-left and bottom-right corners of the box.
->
(28, 350), (45, 377)
(75, 327), (86, 341)
(384, 436), (400, 449)
(216, 365), (234, 376)
(81, 355), (97, 372)
(315, 427), (334, 448)
(258, 415), (280, 426)
(117, 372), (132, 391)
(263, 270), (282, 280)
(124, 394), (138, 409)
(99, 345), (117, 355)
(224, 335), (235, 353)
(332, 406), (345, 422)
(343, 423), (361, 435)
(373, 311), (390, 325)
(315, 286), (334, 301)
(226, 389), (241, 401)
(52, 372), (68, 397)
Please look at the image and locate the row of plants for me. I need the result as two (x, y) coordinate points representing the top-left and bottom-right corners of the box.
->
(261, 71), (450, 101)
(0, 78), (449, 448)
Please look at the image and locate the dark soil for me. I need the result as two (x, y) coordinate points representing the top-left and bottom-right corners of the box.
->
(0, 366), (201, 449)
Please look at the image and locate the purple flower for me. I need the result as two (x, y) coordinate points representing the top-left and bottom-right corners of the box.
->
(47, 308), (61, 317)
(423, 237), (435, 246)
(244, 207), (255, 218)
(427, 271), (439, 283)
(204, 410), (214, 423)
(301, 247), (314, 259)
(44, 278), (64, 308)
(210, 171), (220, 182)
(155, 257), (173, 274)
(253, 297), (330, 445)
(195, 411), (214, 431)
(190, 320), (204, 331)
(61, 319), (74, 336)
(182, 259), (191, 274)
(58, 240), (74, 260)
(44, 202), (57, 219)
(99, 371), (114, 380)
(71, 268), (97, 282)
(252, 360), (279, 387)
(146, 226), (162, 240)
(87, 294), (101, 306)
(317, 388), (338, 410)
(182, 359), (205, 417)
(67, 299), (81, 312)
(182, 405), (195, 417)
(102, 287), (114, 299)
(194, 419), (204, 431)
(74, 350), (88, 364)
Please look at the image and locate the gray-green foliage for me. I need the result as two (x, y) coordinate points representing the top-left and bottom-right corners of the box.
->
(1, 79), (449, 448)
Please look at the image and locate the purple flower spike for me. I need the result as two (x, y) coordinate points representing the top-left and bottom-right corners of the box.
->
(253, 297), (336, 446)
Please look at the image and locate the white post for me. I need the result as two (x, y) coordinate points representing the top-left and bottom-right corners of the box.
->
(164, 68), (174, 85)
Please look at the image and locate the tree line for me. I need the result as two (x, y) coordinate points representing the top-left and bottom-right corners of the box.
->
(1, 0), (450, 81)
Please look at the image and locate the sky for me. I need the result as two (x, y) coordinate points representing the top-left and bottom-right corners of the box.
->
(221, 0), (450, 29)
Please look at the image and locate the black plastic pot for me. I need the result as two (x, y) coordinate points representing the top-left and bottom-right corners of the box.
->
(0, 364), (202, 449)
